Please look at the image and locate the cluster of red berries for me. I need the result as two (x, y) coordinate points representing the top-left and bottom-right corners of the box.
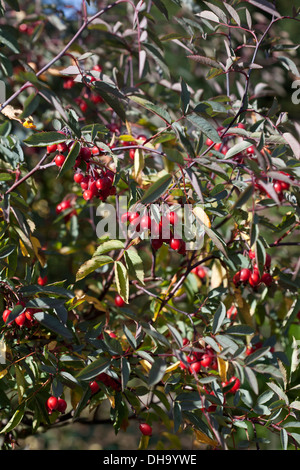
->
(74, 166), (116, 202)
(222, 376), (241, 394)
(205, 123), (255, 160)
(180, 344), (218, 374)
(2, 304), (40, 329)
(119, 134), (148, 160)
(233, 250), (273, 288)
(18, 22), (40, 35)
(56, 199), (77, 222)
(63, 64), (104, 111)
(46, 396), (67, 415)
(191, 265), (207, 280)
(121, 209), (186, 254)
(255, 171), (292, 201)
(47, 141), (117, 203)
(89, 372), (121, 394)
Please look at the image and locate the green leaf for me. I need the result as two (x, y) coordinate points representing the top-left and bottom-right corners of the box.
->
(122, 324), (137, 349)
(0, 402), (25, 434)
(124, 247), (145, 285)
(224, 140), (253, 159)
(59, 140), (80, 177)
(232, 185), (254, 210)
(203, 225), (228, 258)
(226, 325), (255, 336)
(76, 255), (114, 281)
(280, 428), (288, 450)
(34, 311), (73, 339)
(121, 357), (131, 390)
(187, 114), (221, 143)
(0, 244), (16, 259)
(267, 382), (289, 405)
(114, 261), (129, 304)
(94, 240), (124, 256)
(20, 93), (40, 119)
(180, 78), (190, 115)
(148, 358), (167, 387)
(129, 95), (172, 124)
(76, 357), (110, 381)
(23, 131), (68, 147)
(141, 174), (172, 204)
(0, 28), (19, 53)
(212, 302), (226, 334)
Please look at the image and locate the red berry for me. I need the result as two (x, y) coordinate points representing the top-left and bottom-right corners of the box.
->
(139, 423), (152, 436)
(200, 354), (213, 368)
(74, 172), (84, 184)
(205, 138), (214, 146)
(47, 144), (57, 154)
(96, 176), (112, 191)
(121, 212), (132, 224)
(56, 398), (67, 413)
(15, 312), (26, 327)
(129, 148), (135, 160)
(129, 212), (140, 224)
(140, 215), (152, 231)
(246, 146), (255, 155)
(54, 154), (65, 167)
(92, 65), (103, 72)
(60, 200), (71, 211)
(79, 147), (92, 161)
(151, 238), (163, 251)
(261, 272), (273, 287)
(265, 253), (271, 269)
(83, 190), (93, 201)
(233, 271), (241, 286)
(114, 294), (125, 308)
(2, 309), (12, 324)
(89, 381), (100, 394)
(137, 134), (147, 143)
(37, 275), (48, 286)
(237, 123), (246, 129)
(57, 142), (68, 153)
(227, 305), (238, 320)
(249, 249), (256, 259)
(47, 396), (58, 411)
(239, 268), (251, 283)
(229, 376), (241, 393)
(167, 211), (178, 226)
(197, 266), (206, 279)
(249, 271), (260, 287)
(273, 181), (283, 194)
(169, 237), (183, 251)
(189, 361), (202, 374)
(80, 176), (90, 191)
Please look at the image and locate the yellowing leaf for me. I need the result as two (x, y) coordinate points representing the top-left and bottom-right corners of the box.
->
(107, 395), (115, 409)
(70, 294), (107, 312)
(194, 429), (218, 448)
(235, 291), (254, 327)
(139, 359), (152, 373)
(0, 369), (8, 380)
(193, 206), (211, 228)
(210, 259), (227, 289)
(217, 356), (228, 383)
(165, 361), (181, 373)
(119, 134), (136, 142)
(30, 235), (46, 267)
(19, 239), (30, 257)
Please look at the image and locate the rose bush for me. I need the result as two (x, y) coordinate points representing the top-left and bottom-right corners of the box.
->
(0, 0), (299, 451)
